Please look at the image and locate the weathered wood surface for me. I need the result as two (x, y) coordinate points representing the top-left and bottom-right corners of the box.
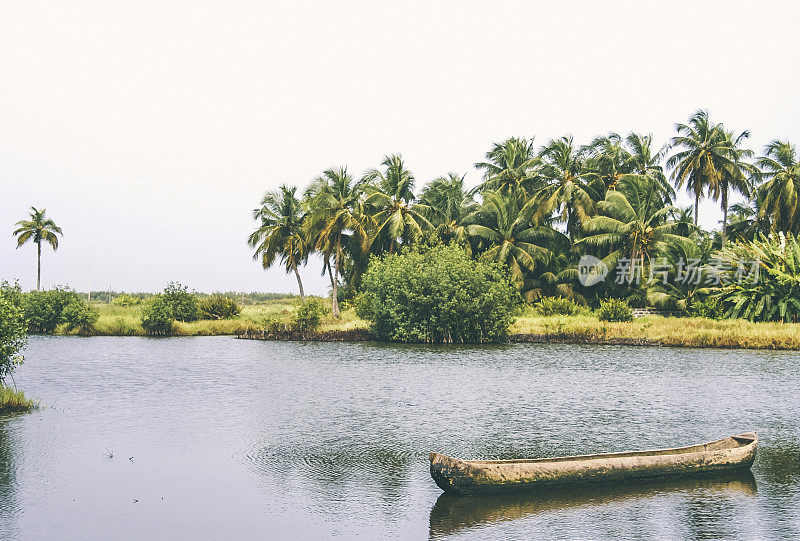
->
(430, 432), (758, 495)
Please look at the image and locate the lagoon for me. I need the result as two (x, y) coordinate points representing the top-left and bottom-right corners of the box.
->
(1, 337), (799, 539)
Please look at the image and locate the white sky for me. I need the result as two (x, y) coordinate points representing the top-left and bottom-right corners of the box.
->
(2, 1), (799, 294)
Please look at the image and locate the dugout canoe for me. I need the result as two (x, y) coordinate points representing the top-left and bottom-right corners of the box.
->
(430, 432), (758, 495)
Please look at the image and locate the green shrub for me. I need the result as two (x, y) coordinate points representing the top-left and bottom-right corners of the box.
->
(20, 287), (98, 334)
(0, 281), (27, 385)
(62, 300), (99, 334)
(687, 298), (723, 319)
(198, 295), (241, 320)
(21, 287), (80, 333)
(140, 295), (174, 336)
(113, 294), (141, 306)
(163, 282), (199, 322)
(292, 297), (328, 333)
(358, 244), (517, 343)
(534, 297), (585, 316)
(597, 298), (633, 322)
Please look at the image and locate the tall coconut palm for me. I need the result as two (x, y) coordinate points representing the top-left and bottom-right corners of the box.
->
(756, 140), (800, 235)
(362, 154), (432, 254)
(584, 132), (629, 191)
(535, 136), (603, 238)
(473, 137), (542, 196)
(248, 185), (309, 298)
(667, 110), (718, 225)
(576, 175), (685, 285)
(706, 129), (756, 243)
(623, 133), (675, 202)
(304, 167), (367, 316)
(13, 207), (63, 290)
(419, 172), (477, 248)
(465, 191), (566, 289)
(667, 110), (753, 238)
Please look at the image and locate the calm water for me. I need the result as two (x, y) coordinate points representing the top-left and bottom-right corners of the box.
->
(1, 337), (799, 539)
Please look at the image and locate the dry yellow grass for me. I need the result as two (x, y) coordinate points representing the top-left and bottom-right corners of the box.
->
(511, 315), (800, 350)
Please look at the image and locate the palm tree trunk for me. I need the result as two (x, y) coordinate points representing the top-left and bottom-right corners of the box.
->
(37, 240), (41, 291)
(293, 265), (305, 299)
(694, 194), (699, 226)
(721, 189), (728, 245)
(326, 259), (335, 291)
(331, 234), (341, 318)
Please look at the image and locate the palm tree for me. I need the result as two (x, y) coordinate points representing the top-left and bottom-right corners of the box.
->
(473, 137), (542, 196)
(576, 175), (685, 285)
(756, 140), (800, 235)
(13, 207), (63, 290)
(707, 129), (756, 243)
(535, 136), (603, 238)
(668, 206), (697, 237)
(623, 133), (675, 202)
(724, 201), (763, 242)
(248, 185), (309, 298)
(667, 110), (718, 225)
(419, 173), (477, 248)
(304, 167), (367, 316)
(667, 110), (754, 239)
(465, 191), (566, 289)
(362, 154), (432, 254)
(584, 132), (629, 190)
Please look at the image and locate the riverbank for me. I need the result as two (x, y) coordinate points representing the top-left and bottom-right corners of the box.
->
(41, 302), (800, 350)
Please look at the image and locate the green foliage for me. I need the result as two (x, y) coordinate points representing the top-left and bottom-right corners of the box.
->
(62, 300), (99, 334)
(358, 244), (517, 343)
(0, 386), (38, 413)
(533, 297), (586, 316)
(21, 287), (86, 333)
(140, 295), (174, 335)
(714, 233), (800, 322)
(292, 297), (329, 333)
(113, 294), (141, 306)
(687, 298), (724, 319)
(597, 298), (633, 322)
(0, 281), (27, 384)
(163, 282), (199, 322)
(198, 294), (241, 320)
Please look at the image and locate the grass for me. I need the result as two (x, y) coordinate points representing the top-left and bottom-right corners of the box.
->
(48, 299), (800, 349)
(0, 386), (39, 414)
(64, 299), (368, 337)
(511, 314), (800, 350)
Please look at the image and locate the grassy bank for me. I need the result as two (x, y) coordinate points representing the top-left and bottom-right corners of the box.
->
(64, 299), (368, 337)
(0, 386), (38, 414)
(43, 300), (800, 350)
(510, 315), (800, 350)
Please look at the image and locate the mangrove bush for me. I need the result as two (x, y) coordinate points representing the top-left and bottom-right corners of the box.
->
(357, 244), (517, 343)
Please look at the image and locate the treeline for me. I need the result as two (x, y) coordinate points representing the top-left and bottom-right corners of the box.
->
(76, 290), (297, 305)
(249, 110), (800, 322)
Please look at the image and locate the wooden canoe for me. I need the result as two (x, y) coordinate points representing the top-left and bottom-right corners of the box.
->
(430, 432), (758, 495)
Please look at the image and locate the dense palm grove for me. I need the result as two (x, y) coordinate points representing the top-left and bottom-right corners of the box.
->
(249, 110), (800, 321)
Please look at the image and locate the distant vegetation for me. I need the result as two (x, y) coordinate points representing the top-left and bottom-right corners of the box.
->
(247, 110), (800, 333)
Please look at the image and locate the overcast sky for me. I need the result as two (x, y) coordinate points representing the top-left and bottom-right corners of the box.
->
(2, 1), (799, 294)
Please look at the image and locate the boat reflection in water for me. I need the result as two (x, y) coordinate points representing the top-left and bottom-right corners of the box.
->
(429, 471), (757, 539)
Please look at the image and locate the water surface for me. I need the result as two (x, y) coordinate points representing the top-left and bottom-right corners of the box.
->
(1, 337), (798, 539)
